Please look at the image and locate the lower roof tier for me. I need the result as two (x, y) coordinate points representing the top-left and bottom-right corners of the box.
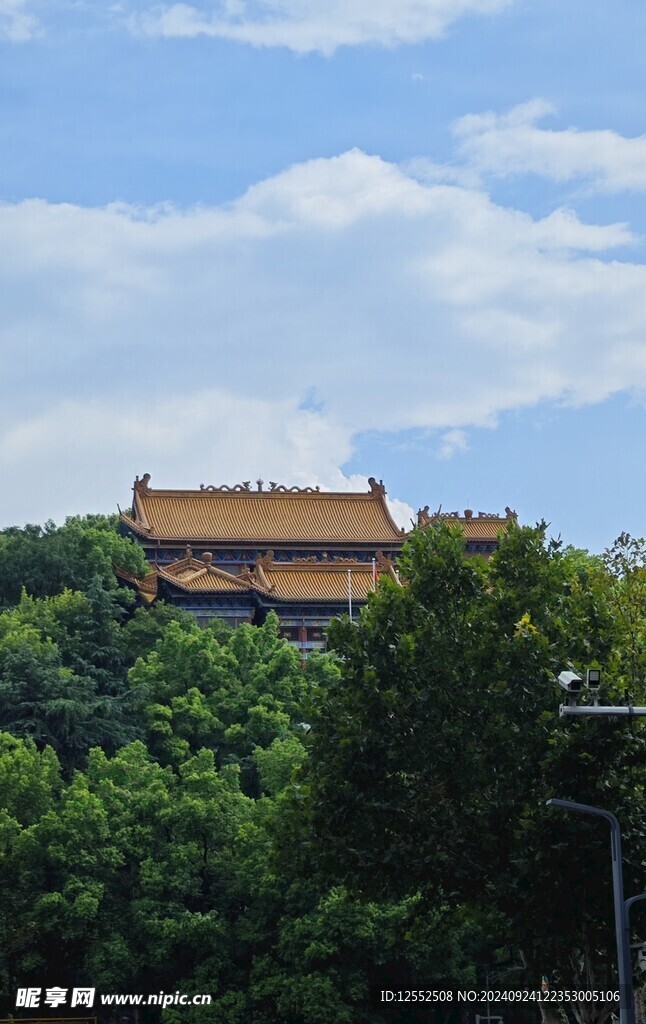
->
(115, 549), (399, 607)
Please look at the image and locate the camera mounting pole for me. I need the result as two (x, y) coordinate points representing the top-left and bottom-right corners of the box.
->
(560, 704), (646, 719)
(557, 668), (646, 718)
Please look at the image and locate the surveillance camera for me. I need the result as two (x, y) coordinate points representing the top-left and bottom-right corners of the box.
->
(586, 668), (601, 689)
(558, 670), (583, 694)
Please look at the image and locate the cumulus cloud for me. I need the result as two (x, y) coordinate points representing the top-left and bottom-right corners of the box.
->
(1, 148), (646, 524)
(454, 100), (646, 192)
(0, 388), (415, 527)
(0, 0), (40, 40)
(128, 0), (513, 54)
(438, 429), (469, 460)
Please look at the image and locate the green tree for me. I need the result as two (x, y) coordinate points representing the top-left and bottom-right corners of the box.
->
(0, 586), (138, 770)
(601, 532), (646, 695)
(0, 739), (252, 1014)
(130, 613), (309, 791)
(0, 513), (147, 608)
(300, 523), (645, 1017)
(121, 600), (195, 666)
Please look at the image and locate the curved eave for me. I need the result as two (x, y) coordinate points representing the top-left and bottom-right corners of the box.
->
(121, 534), (404, 549)
(119, 510), (152, 538)
(261, 593), (370, 605)
(157, 567), (271, 597)
(377, 493), (408, 542)
(113, 564), (158, 603)
(170, 536), (403, 548)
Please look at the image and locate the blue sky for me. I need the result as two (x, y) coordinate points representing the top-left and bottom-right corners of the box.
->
(1, 0), (644, 552)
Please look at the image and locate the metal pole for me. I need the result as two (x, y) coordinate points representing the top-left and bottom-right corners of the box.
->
(560, 705), (646, 718)
(546, 799), (635, 1024)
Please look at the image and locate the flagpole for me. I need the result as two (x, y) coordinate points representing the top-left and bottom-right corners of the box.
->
(347, 568), (353, 621)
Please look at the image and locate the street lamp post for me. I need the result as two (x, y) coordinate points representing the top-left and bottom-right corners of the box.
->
(546, 798), (636, 1024)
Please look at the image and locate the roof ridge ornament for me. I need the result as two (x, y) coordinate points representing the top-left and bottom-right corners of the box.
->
(254, 550), (275, 590)
(134, 473), (151, 496)
(268, 482), (321, 493)
(200, 482), (252, 492)
(256, 550), (275, 570)
(376, 548), (400, 582)
(417, 505), (435, 527)
(368, 477), (386, 496)
(417, 504), (518, 527)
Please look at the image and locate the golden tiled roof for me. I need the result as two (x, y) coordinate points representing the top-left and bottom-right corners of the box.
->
(442, 518), (511, 540)
(157, 557), (263, 594)
(161, 571), (251, 593)
(161, 562), (377, 602)
(114, 565), (158, 603)
(265, 565), (375, 602)
(121, 474), (404, 545)
(119, 551), (392, 605)
(416, 505), (517, 541)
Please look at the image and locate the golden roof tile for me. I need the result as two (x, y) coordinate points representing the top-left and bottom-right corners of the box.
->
(264, 564), (375, 602)
(133, 552), (383, 603)
(125, 474), (404, 545)
(416, 505), (517, 541)
(157, 557), (261, 594)
(113, 565), (159, 602)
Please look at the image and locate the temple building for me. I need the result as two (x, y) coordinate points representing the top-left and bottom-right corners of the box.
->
(117, 473), (517, 658)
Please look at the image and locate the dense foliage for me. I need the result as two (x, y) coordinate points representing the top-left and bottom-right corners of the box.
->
(0, 514), (148, 608)
(302, 525), (645, 1021)
(0, 513), (643, 1023)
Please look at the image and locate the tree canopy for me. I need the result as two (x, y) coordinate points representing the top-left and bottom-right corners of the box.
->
(301, 524), (645, 1016)
(0, 510), (643, 1023)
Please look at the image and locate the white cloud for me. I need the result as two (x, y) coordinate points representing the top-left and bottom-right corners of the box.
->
(454, 100), (646, 193)
(386, 497), (416, 531)
(129, 0), (513, 54)
(438, 428), (469, 460)
(0, 0), (40, 40)
(2, 148), (646, 525)
(0, 390), (415, 527)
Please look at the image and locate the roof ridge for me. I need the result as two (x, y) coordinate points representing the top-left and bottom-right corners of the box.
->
(270, 561), (371, 572)
(139, 488), (383, 501)
(123, 473), (405, 544)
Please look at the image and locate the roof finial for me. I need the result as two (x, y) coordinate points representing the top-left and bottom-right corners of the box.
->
(256, 478), (264, 492)
(134, 473), (151, 496)
(367, 476), (386, 497)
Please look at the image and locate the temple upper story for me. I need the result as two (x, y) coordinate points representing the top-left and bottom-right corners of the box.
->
(119, 473), (405, 551)
(116, 473), (517, 656)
